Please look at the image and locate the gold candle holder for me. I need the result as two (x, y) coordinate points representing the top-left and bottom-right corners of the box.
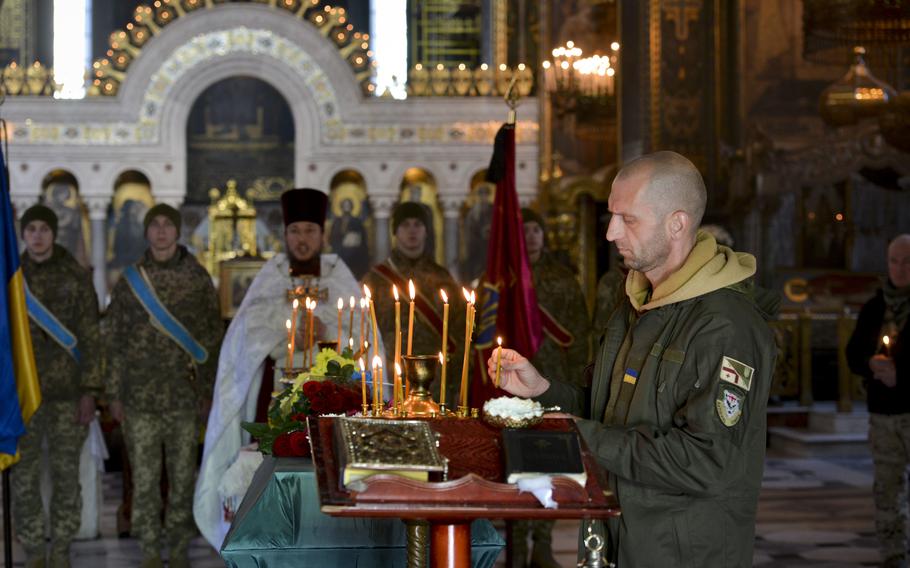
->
(400, 355), (441, 417)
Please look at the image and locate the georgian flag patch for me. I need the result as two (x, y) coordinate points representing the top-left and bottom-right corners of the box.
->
(719, 356), (754, 392)
(716, 388), (743, 427)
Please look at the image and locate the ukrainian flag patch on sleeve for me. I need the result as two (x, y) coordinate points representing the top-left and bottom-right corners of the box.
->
(623, 369), (638, 385)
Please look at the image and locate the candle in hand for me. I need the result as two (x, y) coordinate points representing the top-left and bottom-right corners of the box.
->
(495, 337), (503, 388)
(337, 298), (344, 350)
(407, 279), (416, 356)
(440, 290), (449, 405)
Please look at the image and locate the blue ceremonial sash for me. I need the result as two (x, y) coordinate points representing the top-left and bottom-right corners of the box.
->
(123, 265), (208, 364)
(23, 282), (81, 362)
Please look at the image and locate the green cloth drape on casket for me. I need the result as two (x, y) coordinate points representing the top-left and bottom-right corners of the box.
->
(221, 457), (505, 567)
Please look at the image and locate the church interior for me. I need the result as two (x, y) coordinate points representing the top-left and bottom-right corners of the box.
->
(1, 0), (909, 567)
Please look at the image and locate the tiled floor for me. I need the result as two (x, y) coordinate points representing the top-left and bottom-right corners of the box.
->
(0, 452), (889, 566)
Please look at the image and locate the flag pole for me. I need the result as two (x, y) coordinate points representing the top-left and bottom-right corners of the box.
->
(3, 469), (11, 568)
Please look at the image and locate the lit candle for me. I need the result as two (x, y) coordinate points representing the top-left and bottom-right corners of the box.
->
(364, 285), (380, 368)
(439, 290), (449, 405)
(393, 285), (402, 382)
(336, 298), (344, 350)
(394, 361), (402, 408)
(372, 355), (383, 411)
(307, 298), (316, 368)
(289, 298), (299, 369)
(495, 336), (503, 388)
(407, 279), (416, 356)
(438, 351), (445, 406)
(359, 357), (367, 413)
(359, 297), (366, 350)
(285, 319), (293, 374)
(348, 337), (354, 355)
(348, 296), (356, 344)
(883, 335), (891, 357)
(459, 288), (475, 409)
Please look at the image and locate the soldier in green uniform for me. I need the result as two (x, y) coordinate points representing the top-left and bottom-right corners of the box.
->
(509, 208), (591, 568)
(491, 152), (777, 568)
(361, 202), (466, 405)
(106, 204), (223, 568)
(13, 205), (101, 568)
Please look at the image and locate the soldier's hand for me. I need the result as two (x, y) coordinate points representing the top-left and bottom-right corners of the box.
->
(76, 395), (96, 425)
(110, 400), (126, 424)
(488, 348), (549, 398)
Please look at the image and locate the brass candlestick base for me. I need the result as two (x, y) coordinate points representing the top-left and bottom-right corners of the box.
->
(456, 405), (470, 418)
(400, 355), (440, 417)
(362, 404), (371, 416)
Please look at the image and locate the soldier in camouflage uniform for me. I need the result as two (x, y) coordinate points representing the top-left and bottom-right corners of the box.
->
(847, 235), (910, 568)
(13, 205), (101, 568)
(510, 208), (591, 568)
(106, 204), (223, 568)
(361, 202), (466, 404)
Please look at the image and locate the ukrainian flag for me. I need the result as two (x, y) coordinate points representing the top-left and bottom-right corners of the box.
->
(0, 143), (40, 471)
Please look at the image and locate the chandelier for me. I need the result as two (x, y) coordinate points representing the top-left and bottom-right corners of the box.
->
(541, 41), (618, 118)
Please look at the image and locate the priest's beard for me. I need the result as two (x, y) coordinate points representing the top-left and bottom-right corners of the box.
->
(288, 247), (322, 276)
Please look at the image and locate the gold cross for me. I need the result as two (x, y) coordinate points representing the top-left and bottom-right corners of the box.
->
(286, 277), (329, 302)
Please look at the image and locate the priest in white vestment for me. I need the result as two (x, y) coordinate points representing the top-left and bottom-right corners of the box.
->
(193, 188), (386, 549)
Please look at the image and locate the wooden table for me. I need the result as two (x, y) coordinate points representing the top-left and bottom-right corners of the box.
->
(309, 416), (620, 568)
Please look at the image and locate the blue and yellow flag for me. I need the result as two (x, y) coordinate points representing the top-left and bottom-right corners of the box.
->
(0, 143), (40, 471)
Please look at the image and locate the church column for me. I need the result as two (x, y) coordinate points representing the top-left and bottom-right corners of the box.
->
(439, 196), (462, 279)
(370, 196), (396, 263)
(84, 196), (109, 306)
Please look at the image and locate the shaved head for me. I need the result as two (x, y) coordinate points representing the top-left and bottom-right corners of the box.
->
(614, 151), (707, 236)
(888, 234), (910, 288)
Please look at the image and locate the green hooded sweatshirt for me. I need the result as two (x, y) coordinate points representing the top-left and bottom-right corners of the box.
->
(539, 232), (778, 568)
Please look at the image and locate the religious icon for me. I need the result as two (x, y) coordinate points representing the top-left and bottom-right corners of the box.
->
(327, 180), (372, 280)
(219, 258), (266, 319)
(107, 177), (154, 288)
(42, 176), (90, 267)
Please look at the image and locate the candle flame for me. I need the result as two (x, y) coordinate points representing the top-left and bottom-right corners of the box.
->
(349, 296), (356, 309)
(372, 355), (383, 369)
(393, 284), (399, 301)
(470, 291), (476, 305)
(395, 361), (402, 375)
(497, 336), (502, 346)
(883, 335), (891, 346)
(363, 284), (372, 300)
(440, 289), (448, 303)
(292, 298), (299, 309)
(438, 351), (444, 364)
(337, 298), (344, 310)
(408, 279), (416, 300)
(360, 297), (366, 309)
(462, 287), (471, 302)
(286, 319), (292, 330)
(349, 337), (354, 348)
(358, 358), (365, 372)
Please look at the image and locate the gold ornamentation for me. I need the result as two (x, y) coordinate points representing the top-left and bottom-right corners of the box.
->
(206, 179), (258, 275)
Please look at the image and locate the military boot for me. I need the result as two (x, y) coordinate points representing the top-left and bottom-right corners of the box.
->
(530, 520), (561, 568)
(509, 520), (529, 568)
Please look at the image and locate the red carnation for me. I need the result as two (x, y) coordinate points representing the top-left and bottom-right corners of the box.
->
(272, 433), (293, 457)
(288, 430), (311, 457)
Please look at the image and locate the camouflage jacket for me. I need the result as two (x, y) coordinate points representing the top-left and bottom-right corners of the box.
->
(592, 269), (627, 340)
(21, 245), (101, 401)
(361, 249), (467, 404)
(106, 246), (223, 411)
(529, 252), (591, 391)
